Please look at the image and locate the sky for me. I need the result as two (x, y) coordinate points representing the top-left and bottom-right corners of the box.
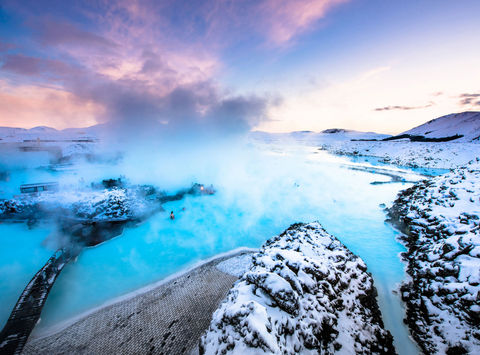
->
(0, 0), (479, 134)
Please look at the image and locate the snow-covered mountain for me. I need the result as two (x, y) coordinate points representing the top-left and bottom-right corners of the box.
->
(400, 111), (480, 142)
(250, 129), (389, 144)
(0, 125), (100, 142)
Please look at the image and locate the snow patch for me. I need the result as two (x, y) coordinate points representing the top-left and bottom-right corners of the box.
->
(216, 254), (253, 277)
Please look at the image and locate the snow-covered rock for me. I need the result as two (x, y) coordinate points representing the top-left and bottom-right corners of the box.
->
(200, 222), (395, 354)
(401, 111), (480, 143)
(387, 159), (480, 354)
(0, 186), (156, 222)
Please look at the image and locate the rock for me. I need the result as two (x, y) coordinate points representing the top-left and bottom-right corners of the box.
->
(387, 160), (480, 354)
(200, 222), (395, 354)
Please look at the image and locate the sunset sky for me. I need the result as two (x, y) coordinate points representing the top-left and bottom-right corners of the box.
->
(0, 0), (479, 133)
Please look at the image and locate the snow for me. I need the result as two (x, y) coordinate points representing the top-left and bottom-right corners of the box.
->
(252, 113), (480, 170)
(320, 140), (480, 170)
(0, 131), (431, 353)
(0, 125), (99, 161)
(200, 222), (395, 354)
(216, 254), (253, 277)
(250, 129), (389, 146)
(0, 186), (156, 221)
(387, 159), (480, 354)
(0, 125), (99, 143)
(401, 111), (480, 142)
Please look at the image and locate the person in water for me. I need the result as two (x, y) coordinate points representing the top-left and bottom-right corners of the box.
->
(170, 211), (175, 220)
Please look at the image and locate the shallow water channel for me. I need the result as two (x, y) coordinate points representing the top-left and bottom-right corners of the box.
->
(0, 143), (438, 354)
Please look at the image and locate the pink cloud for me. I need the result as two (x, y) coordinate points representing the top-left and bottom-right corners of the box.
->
(2, 0), (335, 131)
(258, 0), (350, 45)
(0, 80), (103, 129)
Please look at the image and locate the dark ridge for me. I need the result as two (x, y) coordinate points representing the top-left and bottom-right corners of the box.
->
(321, 128), (350, 134)
(382, 134), (463, 142)
(350, 138), (379, 141)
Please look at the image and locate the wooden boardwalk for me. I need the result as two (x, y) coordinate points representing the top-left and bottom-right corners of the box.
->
(0, 249), (76, 355)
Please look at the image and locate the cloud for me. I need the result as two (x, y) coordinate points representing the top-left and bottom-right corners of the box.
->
(37, 20), (119, 50)
(458, 93), (480, 106)
(0, 41), (15, 53)
(374, 102), (434, 111)
(258, 0), (350, 45)
(1, 54), (42, 75)
(74, 76), (274, 142)
(0, 0), (300, 135)
(0, 80), (102, 129)
(1, 54), (77, 79)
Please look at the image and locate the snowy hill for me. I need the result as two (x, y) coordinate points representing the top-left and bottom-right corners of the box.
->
(400, 111), (480, 142)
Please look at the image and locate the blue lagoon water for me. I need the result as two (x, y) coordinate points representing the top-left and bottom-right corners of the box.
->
(0, 144), (422, 354)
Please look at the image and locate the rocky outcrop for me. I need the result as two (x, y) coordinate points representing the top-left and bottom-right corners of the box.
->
(387, 159), (480, 354)
(200, 222), (395, 354)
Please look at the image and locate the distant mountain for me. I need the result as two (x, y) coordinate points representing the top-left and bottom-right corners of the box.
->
(250, 128), (390, 144)
(399, 111), (480, 142)
(0, 124), (101, 142)
(322, 128), (352, 134)
(29, 126), (58, 133)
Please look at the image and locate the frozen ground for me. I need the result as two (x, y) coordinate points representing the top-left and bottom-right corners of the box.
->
(320, 140), (480, 170)
(387, 159), (480, 354)
(201, 222), (395, 354)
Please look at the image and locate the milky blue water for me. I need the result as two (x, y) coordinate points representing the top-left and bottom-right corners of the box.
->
(348, 154), (450, 176)
(0, 144), (421, 354)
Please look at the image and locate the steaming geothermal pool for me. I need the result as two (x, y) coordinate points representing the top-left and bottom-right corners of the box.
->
(0, 143), (438, 354)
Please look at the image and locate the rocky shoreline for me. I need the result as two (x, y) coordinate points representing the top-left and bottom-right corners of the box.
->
(387, 160), (480, 354)
(200, 222), (396, 354)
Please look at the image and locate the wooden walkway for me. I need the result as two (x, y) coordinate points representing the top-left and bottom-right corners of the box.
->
(23, 252), (251, 355)
(0, 249), (76, 355)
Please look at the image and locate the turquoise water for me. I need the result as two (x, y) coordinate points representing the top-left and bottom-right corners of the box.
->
(0, 145), (421, 354)
(348, 154), (450, 176)
(0, 223), (54, 322)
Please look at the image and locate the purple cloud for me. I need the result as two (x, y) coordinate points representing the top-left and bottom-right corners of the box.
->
(0, 0), (283, 136)
(37, 20), (118, 50)
(1, 54), (82, 79)
(459, 93), (480, 106)
(1, 54), (42, 75)
(374, 103), (434, 112)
